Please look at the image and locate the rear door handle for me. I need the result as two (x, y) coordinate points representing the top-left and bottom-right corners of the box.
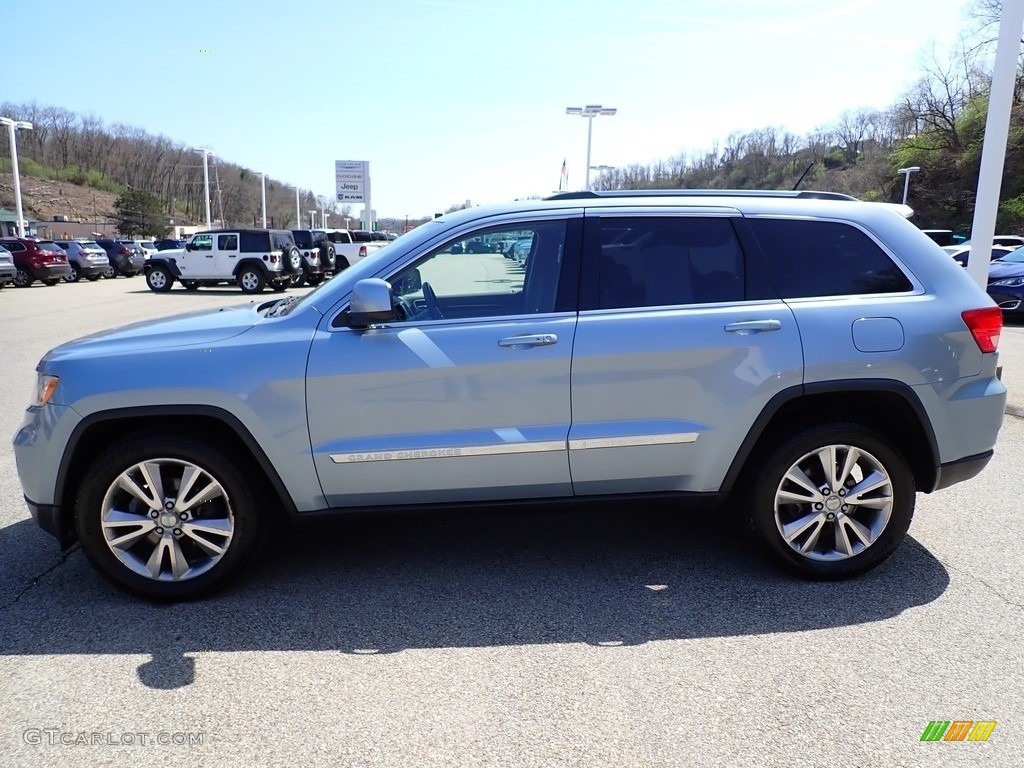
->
(498, 334), (558, 348)
(724, 319), (782, 334)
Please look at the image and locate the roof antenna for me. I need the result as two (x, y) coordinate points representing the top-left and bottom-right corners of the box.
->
(792, 162), (815, 191)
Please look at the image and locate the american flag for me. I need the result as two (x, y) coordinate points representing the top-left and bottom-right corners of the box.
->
(559, 158), (568, 191)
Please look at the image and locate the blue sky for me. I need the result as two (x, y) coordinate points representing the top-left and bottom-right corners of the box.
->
(6, 0), (974, 219)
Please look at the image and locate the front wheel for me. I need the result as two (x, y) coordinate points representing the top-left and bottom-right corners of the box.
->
(103, 265), (117, 279)
(74, 434), (267, 600)
(744, 423), (915, 580)
(146, 265), (174, 293)
(66, 265), (81, 283)
(237, 266), (265, 294)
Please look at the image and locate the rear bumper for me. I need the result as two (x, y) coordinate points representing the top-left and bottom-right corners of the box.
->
(32, 264), (73, 280)
(74, 262), (108, 278)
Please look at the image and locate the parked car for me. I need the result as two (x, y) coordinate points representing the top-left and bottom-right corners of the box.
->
(959, 235), (1024, 249)
(143, 228), (297, 293)
(126, 239), (158, 258)
(14, 190), (1007, 600)
(986, 245), (1024, 315)
(323, 229), (385, 271)
(941, 244), (1015, 267)
(0, 237), (73, 287)
(53, 240), (110, 283)
(94, 239), (145, 277)
(0, 243), (16, 288)
(290, 229), (333, 285)
(154, 238), (187, 251)
(509, 237), (533, 265)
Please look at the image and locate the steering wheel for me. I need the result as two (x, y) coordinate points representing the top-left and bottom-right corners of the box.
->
(421, 281), (445, 320)
(393, 295), (414, 321)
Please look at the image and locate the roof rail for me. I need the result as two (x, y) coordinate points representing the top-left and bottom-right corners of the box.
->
(544, 189), (858, 202)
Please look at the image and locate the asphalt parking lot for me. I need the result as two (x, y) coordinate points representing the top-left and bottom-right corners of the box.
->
(0, 276), (1022, 768)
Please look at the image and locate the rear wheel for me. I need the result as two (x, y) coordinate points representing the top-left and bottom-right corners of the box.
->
(744, 422), (915, 580)
(86, 275), (101, 282)
(146, 265), (174, 293)
(66, 265), (81, 283)
(103, 265), (117, 279)
(14, 267), (34, 287)
(270, 281), (288, 292)
(306, 274), (324, 286)
(74, 434), (268, 600)
(237, 266), (265, 294)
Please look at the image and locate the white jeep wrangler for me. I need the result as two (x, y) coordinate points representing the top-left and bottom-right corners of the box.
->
(143, 228), (301, 294)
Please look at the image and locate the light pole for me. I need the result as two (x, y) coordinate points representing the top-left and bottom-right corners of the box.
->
(566, 104), (616, 191)
(259, 172), (267, 228)
(323, 212), (331, 228)
(189, 147), (215, 230)
(897, 166), (920, 205)
(308, 210), (316, 228)
(294, 186), (301, 228)
(0, 117), (33, 237)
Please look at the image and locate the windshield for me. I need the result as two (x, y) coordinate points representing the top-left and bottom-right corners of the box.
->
(995, 246), (1024, 263)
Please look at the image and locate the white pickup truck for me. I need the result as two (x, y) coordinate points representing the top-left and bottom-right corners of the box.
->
(324, 229), (387, 271)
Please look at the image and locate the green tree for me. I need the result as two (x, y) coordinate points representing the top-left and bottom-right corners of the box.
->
(113, 189), (171, 237)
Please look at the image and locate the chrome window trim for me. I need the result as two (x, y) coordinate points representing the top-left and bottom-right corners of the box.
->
(568, 433), (699, 450)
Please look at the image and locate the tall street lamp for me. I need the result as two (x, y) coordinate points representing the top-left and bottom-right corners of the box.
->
(189, 147), (215, 230)
(897, 166), (920, 205)
(308, 210), (317, 228)
(259, 172), (268, 228)
(323, 212), (331, 228)
(0, 117), (33, 237)
(566, 104), (616, 191)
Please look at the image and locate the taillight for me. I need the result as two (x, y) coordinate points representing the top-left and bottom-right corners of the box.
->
(962, 307), (1002, 353)
(359, 245), (367, 258)
(119, 247), (131, 254)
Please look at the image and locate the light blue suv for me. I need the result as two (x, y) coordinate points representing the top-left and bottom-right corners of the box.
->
(13, 191), (1007, 599)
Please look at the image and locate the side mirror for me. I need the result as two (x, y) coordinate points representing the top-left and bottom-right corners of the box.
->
(185, 241), (193, 251)
(349, 278), (396, 328)
(390, 267), (422, 295)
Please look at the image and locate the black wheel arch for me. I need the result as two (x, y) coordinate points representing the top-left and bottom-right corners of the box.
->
(720, 379), (941, 496)
(51, 406), (298, 545)
(233, 258), (277, 279)
(145, 258), (181, 278)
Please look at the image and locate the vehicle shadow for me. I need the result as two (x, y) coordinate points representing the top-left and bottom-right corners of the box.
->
(0, 502), (949, 689)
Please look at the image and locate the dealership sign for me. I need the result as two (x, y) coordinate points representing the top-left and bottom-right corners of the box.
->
(336, 160), (369, 203)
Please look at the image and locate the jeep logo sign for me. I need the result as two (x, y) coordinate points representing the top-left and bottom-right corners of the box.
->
(335, 160), (369, 204)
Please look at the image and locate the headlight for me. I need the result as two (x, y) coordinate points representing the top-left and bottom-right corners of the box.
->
(990, 277), (1024, 287)
(35, 374), (59, 406)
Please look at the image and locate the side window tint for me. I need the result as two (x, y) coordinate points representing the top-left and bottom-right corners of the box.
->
(388, 221), (568, 320)
(748, 218), (913, 298)
(217, 234), (238, 250)
(596, 217), (745, 309)
(191, 235), (213, 251)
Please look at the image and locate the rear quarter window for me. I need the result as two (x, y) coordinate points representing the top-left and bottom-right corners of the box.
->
(748, 218), (913, 298)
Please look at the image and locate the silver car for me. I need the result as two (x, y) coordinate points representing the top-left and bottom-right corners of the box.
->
(53, 240), (110, 283)
(13, 190), (1007, 600)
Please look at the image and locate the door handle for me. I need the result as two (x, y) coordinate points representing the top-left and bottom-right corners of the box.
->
(498, 334), (558, 348)
(724, 319), (782, 334)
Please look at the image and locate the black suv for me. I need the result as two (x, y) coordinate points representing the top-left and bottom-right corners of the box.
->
(291, 229), (335, 284)
(95, 239), (145, 277)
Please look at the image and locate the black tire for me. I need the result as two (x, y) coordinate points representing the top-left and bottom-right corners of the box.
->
(290, 269), (305, 288)
(74, 434), (268, 600)
(66, 265), (81, 283)
(270, 281), (288, 292)
(14, 267), (34, 288)
(334, 255), (350, 274)
(283, 246), (302, 274)
(306, 273), (324, 286)
(182, 280), (200, 292)
(146, 264), (174, 293)
(743, 422), (915, 580)
(237, 266), (265, 294)
(103, 264), (117, 279)
(86, 275), (101, 282)
(42, 279), (60, 286)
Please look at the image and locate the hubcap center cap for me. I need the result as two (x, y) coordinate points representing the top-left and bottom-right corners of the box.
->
(159, 512), (178, 527)
(824, 496), (842, 511)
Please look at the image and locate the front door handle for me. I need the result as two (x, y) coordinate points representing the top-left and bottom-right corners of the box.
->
(724, 319), (782, 334)
(498, 334), (558, 348)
